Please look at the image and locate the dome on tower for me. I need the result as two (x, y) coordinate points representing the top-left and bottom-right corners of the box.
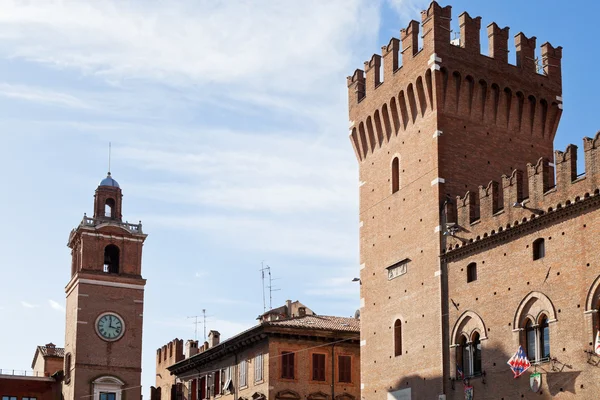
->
(99, 172), (120, 188)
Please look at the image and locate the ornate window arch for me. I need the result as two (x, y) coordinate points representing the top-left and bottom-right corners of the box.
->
(514, 292), (556, 362)
(513, 291), (557, 328)
(585, 275), (600, 349)
(307, 391), (330, 400)
(451, 311), (486, 377)
(92, 376), (125, 400)
(275, 390), (300, 400)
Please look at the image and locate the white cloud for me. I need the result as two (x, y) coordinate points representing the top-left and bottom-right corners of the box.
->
(146, 213), (355, 262)
(385, 0), (430, 21)
(0, 0), (380, 97)
(21, 301), (38, 308)
(0, 83), (90, 109)
(49, 300), (65, 313)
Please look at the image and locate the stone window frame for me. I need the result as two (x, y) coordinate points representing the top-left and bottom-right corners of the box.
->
(92, 376), (125, 400)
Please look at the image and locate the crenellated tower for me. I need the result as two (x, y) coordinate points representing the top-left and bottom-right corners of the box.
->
(347, 2), (562, 398)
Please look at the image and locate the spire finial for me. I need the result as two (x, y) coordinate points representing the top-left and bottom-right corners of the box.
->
(108, 142), (111, 176)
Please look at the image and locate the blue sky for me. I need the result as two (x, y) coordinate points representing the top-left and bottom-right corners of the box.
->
(0, 0), (598, 395)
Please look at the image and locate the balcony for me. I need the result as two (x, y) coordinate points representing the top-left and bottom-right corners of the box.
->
(80, 215), (144, 234)
(0, 369), (46, 377)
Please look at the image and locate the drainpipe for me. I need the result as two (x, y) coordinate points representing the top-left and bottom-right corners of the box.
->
(331, 341), (335, 400)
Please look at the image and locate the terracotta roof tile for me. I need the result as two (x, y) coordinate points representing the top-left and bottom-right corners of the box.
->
(265, 315), (359, 332)
(38, 346), (65, 358)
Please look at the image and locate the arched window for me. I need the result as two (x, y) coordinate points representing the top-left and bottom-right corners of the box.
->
(539, 315), (550, 360)
(457, 333), (482, 377)
(525, 318), (536, 361)
(103, 245), (120, 274)
(392, 157), (399, 194)
(394, 319), (402, 356)
(533, 238), (545, 260)
(105, 198), (115, 218)
(467, 263), (477, 283)
(472, 332), (482, 375)
(458, 335), (470, 376)
(524, 315), (550, 362)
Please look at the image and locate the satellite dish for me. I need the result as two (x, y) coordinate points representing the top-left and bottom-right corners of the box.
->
(354, 309), (360, 319)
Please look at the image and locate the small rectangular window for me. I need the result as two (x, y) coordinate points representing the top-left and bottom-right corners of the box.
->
(239, 359), (247, 387)
(254, 353), (263, 382)
(312, 353), (326, 381)
(467, 262), (477, 283)
(338, 355), (352, 383)
(281, 351), (295, 379)
(214, 370), (220, 396)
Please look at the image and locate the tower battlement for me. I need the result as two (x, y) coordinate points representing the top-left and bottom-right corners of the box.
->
(443, 132), (600, 255)
(156, 338), (183, 367)
(347, 1), (562, 164)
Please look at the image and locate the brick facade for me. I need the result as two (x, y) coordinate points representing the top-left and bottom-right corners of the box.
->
(0, 375), (62, 400)
(163, 314), (360, 400)
(347, 1), (599, 398)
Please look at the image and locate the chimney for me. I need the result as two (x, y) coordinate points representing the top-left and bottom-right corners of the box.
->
(185, 340), (199, 358)
(208, 331), (220, 348)
(45, 343), (56, 356)
(285, 300), (292, 318)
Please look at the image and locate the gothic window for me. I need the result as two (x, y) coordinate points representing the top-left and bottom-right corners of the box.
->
(457, 333), (482, 377)
(392, 157), (400, 194)
(281, 351), (295, 379)
(524, 315), (550, 362)
(472, 332), (482, 375)
(394, 319), (402, 356)
(103, 245), (120, 274)
(467, 263), (477, 283)
(105, 198), (115, 218)
(312, 353), (326, 381)
(533, 238), (545, 260)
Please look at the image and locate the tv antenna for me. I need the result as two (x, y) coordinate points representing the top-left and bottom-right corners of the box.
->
(260, 263), (280, 311)
(187, 309), (211, 341)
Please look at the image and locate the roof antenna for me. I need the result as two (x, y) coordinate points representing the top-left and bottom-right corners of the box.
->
(108, 142), (112, 176)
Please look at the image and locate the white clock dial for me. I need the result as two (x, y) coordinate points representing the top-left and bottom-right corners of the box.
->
(96, 313), (125, 341)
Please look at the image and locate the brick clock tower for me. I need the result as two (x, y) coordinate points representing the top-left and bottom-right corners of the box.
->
(64, 172), (148, 400)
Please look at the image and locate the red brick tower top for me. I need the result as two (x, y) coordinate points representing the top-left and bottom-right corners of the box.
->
(348, 0), (563, 198)
(94, 172), (123, 221)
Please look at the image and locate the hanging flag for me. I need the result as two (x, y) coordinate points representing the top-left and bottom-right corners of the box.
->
(595, 330), (600, 356)
(530, 372), (542, 393)
(507, 345), (531, 378)
(456, 364), (467, 386)
(464, 386), (474, 400)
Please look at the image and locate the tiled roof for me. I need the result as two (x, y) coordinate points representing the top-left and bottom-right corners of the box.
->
(31, 345), (65, 369)
(265, 315), (360, 332)
(38, 346), (65, 358)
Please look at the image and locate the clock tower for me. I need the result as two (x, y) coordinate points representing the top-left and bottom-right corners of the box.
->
(64, 172), (148, 400)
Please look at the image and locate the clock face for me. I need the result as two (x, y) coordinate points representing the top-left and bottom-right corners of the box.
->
(96, 313), (125, 341)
